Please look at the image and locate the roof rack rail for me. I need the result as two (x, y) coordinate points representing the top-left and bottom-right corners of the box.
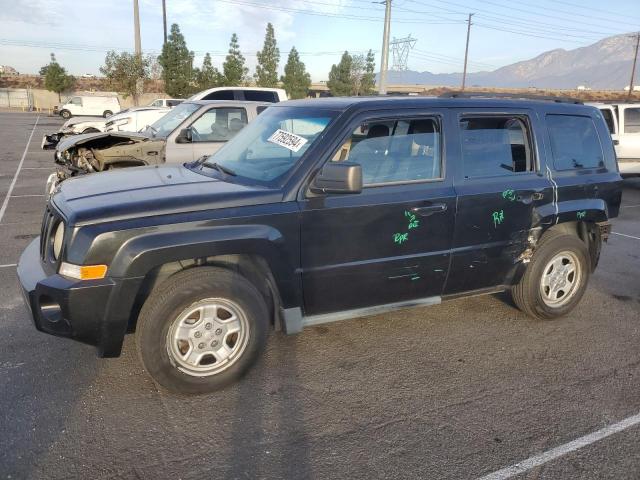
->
(439, 92), (583, 104)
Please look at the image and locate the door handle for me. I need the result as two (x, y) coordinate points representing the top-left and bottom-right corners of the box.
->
(411, 203), (447, 216)
(516, 191), (544, 203)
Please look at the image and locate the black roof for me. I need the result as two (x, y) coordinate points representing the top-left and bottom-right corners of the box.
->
(279, 95), (596, 114)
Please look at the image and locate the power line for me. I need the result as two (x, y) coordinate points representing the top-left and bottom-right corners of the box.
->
(214, 0), (461, 24)
(0, 39), (375, 57)
(406, 0), (626, 40)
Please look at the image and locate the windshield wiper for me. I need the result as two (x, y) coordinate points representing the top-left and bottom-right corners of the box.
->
(146, 124), (158, 137)
(202, 161), (237, 176)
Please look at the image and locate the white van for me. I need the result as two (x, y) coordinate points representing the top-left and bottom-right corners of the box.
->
(56, 96), (121, 119)
(588, 102), (640, 177)
(188, 87), (287, 103)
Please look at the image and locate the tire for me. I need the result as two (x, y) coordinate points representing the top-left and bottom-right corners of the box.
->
(60, 109), (71, 119)
(135, 266), (269, 394)
(512, 230), (590, 320)
(82, 127), (100, 134)
(103, 110), (113, 118)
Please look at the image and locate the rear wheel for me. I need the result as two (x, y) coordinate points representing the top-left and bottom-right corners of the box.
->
(103, 110), (113, 118)
(82, 127), (100, 134)
(512, 231), (590, 319)
(135, 267), (269, 394)
(60, 109), (71, 119)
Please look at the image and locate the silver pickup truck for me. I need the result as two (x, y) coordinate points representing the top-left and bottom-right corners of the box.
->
(47, 100), (269, 195)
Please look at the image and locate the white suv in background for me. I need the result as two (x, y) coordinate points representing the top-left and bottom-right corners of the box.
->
(588, 102), (640, 177)
(148, 98), (183, 108)
(188, 87), (287, 103)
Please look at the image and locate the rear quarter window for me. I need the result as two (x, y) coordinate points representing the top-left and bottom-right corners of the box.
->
(546, 114), (605, 171)
(244, 90), (278, 102)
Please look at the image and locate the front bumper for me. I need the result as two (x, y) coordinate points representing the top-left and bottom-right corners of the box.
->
(17, 238), (143, 357)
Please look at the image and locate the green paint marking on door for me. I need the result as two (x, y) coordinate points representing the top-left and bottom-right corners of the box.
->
(492, 210), (505, 228)
(502, 189), (516, 201)
(577, 210), (586, 219)
(393, 232), (409, 244)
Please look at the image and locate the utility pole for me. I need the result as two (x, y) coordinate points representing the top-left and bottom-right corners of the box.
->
(162, 0), (168, 45)
(133, 0), (143, 105)
(628, 32), (640, 101)
(461, 13), (474, 91)
(378, 0), (392, 95)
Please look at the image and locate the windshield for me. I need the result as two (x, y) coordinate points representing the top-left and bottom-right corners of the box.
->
(148, 102), (200, 138)
(196, 106), (337, 185)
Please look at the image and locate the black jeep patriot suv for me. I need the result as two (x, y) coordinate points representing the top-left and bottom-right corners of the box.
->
(18, 96), (622, 393)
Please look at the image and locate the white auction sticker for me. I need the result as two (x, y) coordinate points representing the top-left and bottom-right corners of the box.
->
(267, 129), (308, 152)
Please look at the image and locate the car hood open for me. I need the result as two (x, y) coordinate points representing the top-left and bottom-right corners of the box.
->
(56, 131), (152, 152)
(52, 164), (281, 226)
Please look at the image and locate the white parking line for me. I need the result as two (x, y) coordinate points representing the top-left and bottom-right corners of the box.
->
(0, 264), (17, 268)
(0, 115), (40, 223)
(21, 167), (52, 170)
(612, 232), (640, 241)
(621, 204), (640, 209)
(10, 194), (44, 198)
(477, 412), (640, 480)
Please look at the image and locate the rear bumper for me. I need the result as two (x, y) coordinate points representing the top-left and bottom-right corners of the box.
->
(17, 238), (143, 357)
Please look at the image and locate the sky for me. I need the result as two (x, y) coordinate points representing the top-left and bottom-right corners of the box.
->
(0, 0), (639, 81)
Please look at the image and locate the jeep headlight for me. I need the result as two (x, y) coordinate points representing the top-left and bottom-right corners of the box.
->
(52, 221), (64, 260)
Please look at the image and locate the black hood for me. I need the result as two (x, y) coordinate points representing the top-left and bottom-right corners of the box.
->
(52, 165), (282, 226)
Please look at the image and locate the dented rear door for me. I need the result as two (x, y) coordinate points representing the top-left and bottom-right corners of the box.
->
(445, 107), (552, 294)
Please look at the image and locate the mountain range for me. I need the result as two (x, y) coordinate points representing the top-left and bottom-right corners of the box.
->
(381, 33), (639, 89)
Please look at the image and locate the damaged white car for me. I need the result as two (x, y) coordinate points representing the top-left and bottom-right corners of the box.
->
(46, 100), (268, 196)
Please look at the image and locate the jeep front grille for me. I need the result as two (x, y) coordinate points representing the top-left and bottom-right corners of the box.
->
(40, 206), (57, 261)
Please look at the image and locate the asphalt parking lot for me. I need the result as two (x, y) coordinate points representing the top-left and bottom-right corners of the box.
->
(0, 111), (639, 480)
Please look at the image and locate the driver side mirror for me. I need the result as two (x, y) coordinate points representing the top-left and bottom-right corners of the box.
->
(310, 162), (363, 194)
(176, 127), (192, 144)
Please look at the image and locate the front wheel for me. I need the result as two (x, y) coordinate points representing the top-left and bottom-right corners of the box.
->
(103, 110), (113, 118)
(512, 231), (590, 319)
(135, 267), (269, 394)
(60, 109), (71, 119)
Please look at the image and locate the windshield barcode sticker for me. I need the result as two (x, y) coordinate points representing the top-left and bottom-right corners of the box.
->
(267, 129), (308, 152)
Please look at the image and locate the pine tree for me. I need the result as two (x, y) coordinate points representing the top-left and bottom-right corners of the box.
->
(255, 23), (280, 87)
(41, 53), (75, 102)
(100, 51), (150, 105)
(281, 47), (311, 99)
(361, 49), (377, 95)
(197, 53), (223, 90)
(158, 24), (195, 97)
(222, 33), (248, 86)
(327, 51), (353, 96)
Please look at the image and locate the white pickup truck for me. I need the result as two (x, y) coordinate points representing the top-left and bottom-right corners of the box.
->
(588, 102), (640, 177)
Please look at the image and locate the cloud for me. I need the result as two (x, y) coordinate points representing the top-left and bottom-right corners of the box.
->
(0, 0), (64, 25)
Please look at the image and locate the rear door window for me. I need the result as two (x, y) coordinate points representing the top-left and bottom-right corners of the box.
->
(460, 116), (534, 178)
(546, 114), (605, 170)
(624, 107), (640, 133)
(202, 90), (235, 101)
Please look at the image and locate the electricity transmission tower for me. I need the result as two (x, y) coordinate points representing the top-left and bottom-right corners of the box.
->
(390, 35), (417, 71)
